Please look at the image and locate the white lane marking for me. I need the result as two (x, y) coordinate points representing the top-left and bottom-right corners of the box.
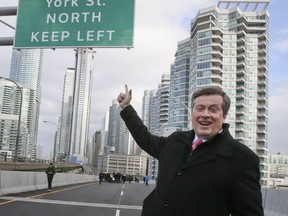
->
(115, 209), (120, 216)
(1, 196), (142, 210)
(116, 183), (125, 215)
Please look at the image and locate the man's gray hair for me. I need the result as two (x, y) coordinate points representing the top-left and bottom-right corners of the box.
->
(191, 86), (231, 118)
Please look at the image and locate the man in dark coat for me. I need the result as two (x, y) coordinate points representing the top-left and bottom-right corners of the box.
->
(117, 85), (263, 216)
(45, 162), (56, 192)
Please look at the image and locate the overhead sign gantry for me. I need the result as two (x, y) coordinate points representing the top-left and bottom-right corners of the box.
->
(14, 0), (135, 48)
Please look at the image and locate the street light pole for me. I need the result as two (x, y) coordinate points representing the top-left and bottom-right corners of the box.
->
(43, 120), (58, 163)
(0, 77), (23, 162)
(180, 102), (191, 130)
(0, 7), (17, 46)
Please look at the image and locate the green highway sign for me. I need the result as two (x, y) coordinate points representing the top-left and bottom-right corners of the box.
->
(14, 0), (135, 48)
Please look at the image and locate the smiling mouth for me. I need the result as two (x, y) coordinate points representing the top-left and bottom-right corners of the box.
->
(198, 121), (211, 126)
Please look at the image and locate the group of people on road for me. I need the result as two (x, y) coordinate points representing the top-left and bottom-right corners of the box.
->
(98, 172), (140, 184)
(98, 172), (151, 185)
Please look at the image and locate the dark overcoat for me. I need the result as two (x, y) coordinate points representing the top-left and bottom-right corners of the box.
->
(120, 105), (263, 216)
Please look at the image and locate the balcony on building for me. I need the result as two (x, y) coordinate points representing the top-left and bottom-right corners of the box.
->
(258, 32), (268, 40)
(257, 119), (267, 126)
(237, 22), (248, 32)
(257, 141), (267, 151)
(211, 34), (223, 44)
(211, 64), (223, 74)
(258, 47), (267, 55)
(237, 35), (246, 46)
(258, 39), (267, 49)
(237, 51), (245, 61)
(211, 50), (223, 58)
(236, 60), (246, 68)
(211, 73), (222, 82)
(236, 76), (245, 85)
(258, 86), (267, 94)
(257, 149), (267, 157)
(237, 44), (247, 52)
(258, 62), (268, 70)
(258, 55), (267, 64)
(211, 40), (223, 51)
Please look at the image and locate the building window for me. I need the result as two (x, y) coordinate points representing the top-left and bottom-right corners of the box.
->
(198, 38), (211, 46)
(197, 62), (211, 69)
(197, 78), (211, 85)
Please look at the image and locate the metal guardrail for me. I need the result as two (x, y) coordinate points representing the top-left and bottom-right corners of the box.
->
(0, 161), (83, 173)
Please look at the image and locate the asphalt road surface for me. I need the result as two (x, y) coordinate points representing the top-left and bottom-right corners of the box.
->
(0, 181), (155, 216)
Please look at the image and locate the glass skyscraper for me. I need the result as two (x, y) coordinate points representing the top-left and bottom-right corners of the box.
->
(7, 48), (43, 159)
(58, 68), (75, 162)
(69, 48), (94, 163)
(169, 38), (190, 131)
(144, 74), (170, 180)
(0, 81), (29, 158)
(107, 99), (129, 154)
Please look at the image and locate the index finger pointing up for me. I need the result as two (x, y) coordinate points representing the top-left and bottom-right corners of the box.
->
(125, 84), (129, 95)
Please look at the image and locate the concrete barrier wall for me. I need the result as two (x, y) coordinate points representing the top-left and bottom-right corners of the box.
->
(1, 171), (287, 216)
(0, 170), (98, 196)
(262, 188), (288, 216)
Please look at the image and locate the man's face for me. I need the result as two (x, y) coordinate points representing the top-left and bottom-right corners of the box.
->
(191, 94), (225, 139)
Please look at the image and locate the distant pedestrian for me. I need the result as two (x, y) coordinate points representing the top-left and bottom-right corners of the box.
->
(122, 174), (126, 183)
(135, 177), (139, 183)
(99, 173), (104, 184)
(45, 162), (56, 192)
(145, 175), (150, 186)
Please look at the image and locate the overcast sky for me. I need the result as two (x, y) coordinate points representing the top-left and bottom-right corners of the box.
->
(1, 0), (288, 157)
